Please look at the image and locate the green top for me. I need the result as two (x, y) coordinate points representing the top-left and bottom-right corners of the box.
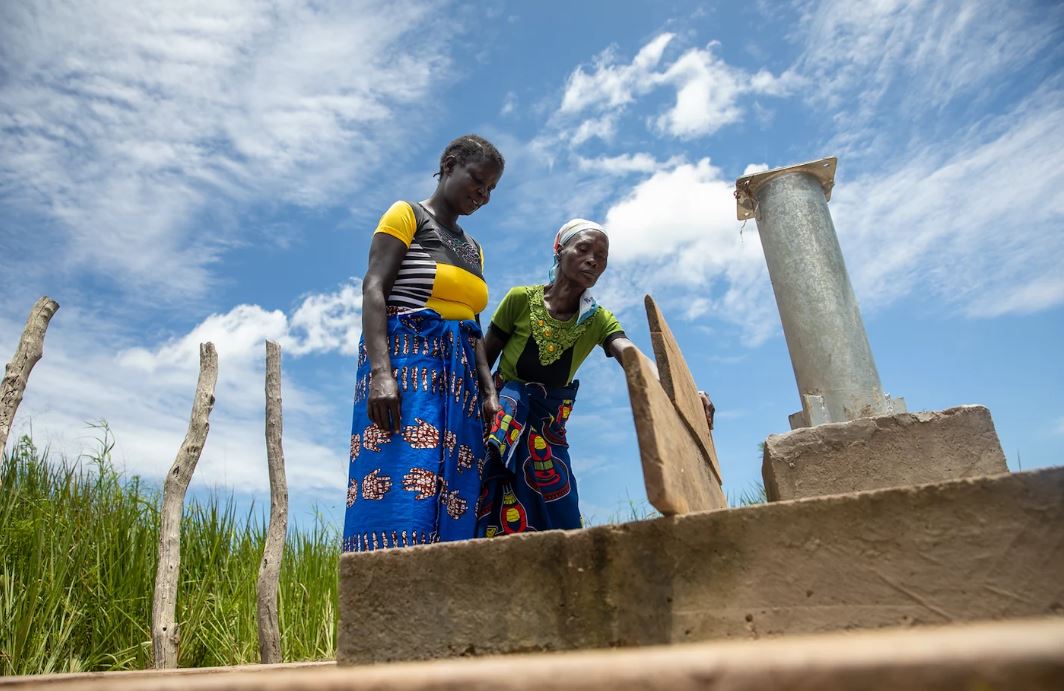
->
(489, 285), (626, 387)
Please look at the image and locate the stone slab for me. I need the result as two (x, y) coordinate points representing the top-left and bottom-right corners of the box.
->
(763, 405), (1008, 501)
(621, 347), (727, 515)
(6, 619), (1064, 690)
(644, 295), (724, 485)
(338, 466), (1064, 665)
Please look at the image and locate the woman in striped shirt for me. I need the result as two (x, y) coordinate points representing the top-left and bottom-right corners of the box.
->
(343, 135), (505, 553)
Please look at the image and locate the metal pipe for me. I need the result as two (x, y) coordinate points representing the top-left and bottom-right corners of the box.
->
(735, 158), (903, 428)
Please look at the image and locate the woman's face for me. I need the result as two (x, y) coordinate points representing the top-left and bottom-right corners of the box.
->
(442, 158), (503, 216)
(557, 230), (609, 289)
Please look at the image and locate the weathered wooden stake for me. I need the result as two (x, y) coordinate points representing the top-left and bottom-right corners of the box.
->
(257, 340), (288, 664)
(151, 342), (218, 669)
(1, 296), (60, 464)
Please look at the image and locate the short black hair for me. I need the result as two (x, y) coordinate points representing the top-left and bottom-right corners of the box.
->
(436, 134), (505, 178)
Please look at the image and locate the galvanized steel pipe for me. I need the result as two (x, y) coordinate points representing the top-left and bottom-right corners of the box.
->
(738, 160), (902, 428)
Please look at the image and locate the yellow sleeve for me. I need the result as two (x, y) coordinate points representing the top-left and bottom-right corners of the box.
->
(374, 201), (417, 246)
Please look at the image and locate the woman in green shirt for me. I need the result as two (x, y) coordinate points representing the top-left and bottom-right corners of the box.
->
(476, 219), (635, 535)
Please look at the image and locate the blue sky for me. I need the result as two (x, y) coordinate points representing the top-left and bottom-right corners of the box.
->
(1, 0), (1062, 528)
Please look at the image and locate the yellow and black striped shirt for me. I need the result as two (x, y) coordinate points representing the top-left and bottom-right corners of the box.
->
(374, 201), (488, 321)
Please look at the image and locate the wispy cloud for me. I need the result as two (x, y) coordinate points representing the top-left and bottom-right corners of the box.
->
(575, 153), (684, 175)
(794, 0), (1062, 159)
(555, 33), (797, 144)
(797, 0), (1057, 109)
(0, 0), (449, 300)
(834, 86), (1064, 318)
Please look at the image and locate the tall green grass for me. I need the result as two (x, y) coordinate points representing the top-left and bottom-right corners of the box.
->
(0, 431), (338, 676)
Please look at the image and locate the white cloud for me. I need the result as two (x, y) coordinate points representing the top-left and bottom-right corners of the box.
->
(0, 0), (449, 300)
(555, 33), (796, 144)
(4, 280), (363, 495)
(570, 115), (618, 146)
(653, 46), (745, 137)
(654, 48), (802, 138)
(286, 281), (366, 356)
(576, 153), (684, 176)
(560, 34), (675, 114)
(599, 158), (778, 343)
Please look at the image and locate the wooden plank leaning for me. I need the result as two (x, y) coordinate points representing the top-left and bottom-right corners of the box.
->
(152, 342), (218, 669)
(257, 340), (288, 664)
(0, 296), (59, 465)
(621, 296), (726, 515)
(644, 295), (724, 486)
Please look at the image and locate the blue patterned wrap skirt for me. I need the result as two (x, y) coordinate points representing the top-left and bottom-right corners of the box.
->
(476, 379), (582, 536)
(343, 309), (486, 552)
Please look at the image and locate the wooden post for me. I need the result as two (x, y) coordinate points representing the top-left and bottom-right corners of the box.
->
(151, 342), (218, 669)
(1, 297), (59, 463)
(257, 340), (288, 664)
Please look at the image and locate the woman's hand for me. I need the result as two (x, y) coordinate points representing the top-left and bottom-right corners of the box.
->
(368, 370), (401, 433)
(698, 391), (715, 431)
(481, 391), (502, 428)
(474, 331), (502, 429)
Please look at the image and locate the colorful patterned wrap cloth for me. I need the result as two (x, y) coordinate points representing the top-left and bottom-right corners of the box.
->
(476, 379), (582, 536)
(343, 309), (486, 552)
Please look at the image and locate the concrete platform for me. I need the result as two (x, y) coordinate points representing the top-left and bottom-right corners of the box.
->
(3, 618), (1062, 690)
(338, 467), (1063, 664)
(763, 405), (1007, 501)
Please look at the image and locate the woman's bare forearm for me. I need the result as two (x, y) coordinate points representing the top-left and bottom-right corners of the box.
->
(474, 336), (496, 394)
(362, 283), (392, 376)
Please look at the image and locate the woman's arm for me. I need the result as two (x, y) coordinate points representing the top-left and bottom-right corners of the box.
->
(476, 327), (509, 424)
(482, 328), (507, 371)
(605, 335), (637, 362)
(474, 336), (501, 424)
(362, 233), (408, 432)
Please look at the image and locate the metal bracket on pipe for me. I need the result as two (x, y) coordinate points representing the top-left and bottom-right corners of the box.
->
(884, 394), (907, 415)
(734, 157), (837, 221)
(789, 393), (830, 430)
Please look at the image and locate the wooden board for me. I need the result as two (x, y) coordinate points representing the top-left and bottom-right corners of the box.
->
(621, 347), (727, 515)
(644, 295), (724, 485)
